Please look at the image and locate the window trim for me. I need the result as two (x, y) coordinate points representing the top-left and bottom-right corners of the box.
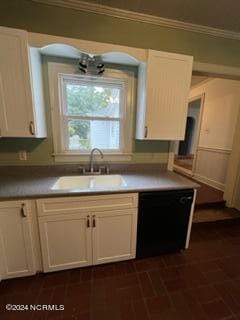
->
(60, 74), (125, 153)
(47, 60), (136, 162)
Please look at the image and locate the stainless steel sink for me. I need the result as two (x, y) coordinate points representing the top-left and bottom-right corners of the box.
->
(51, 175), (127, 190)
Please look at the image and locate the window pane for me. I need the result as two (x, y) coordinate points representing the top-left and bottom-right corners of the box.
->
(66, 83), (120, 117)
(68, 120), (120, 150)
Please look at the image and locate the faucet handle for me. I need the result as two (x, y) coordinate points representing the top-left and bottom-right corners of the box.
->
(79, 166), (86, 174)
(99, 166), (110, 174)
(99, 166), (106, 174)
(99, 165), (110, 174)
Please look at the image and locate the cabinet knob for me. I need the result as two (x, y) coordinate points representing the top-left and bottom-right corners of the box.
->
(21, 203), (27, 217)
(29, 121), (35, 135)
(144, 126), (148, 138)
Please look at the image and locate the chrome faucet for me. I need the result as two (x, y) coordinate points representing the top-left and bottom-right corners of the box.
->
(89, 148), (104, 174)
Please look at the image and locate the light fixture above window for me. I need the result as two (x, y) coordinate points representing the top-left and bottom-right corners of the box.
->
(78, 53), (105, 75)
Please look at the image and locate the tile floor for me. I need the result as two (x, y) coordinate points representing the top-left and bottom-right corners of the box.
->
(1, 219), (240, 320)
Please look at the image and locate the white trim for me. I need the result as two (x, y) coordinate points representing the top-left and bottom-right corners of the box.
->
(47, 61), (136, 160)
(190, 78), (213, 90)
(193, 62), (240, 79)
(193, 173), (225, 191)
(191, 93), (205, 174)
(53, 153), (132, 162)
(28, 33), (147, 63)
(31, 0), (240, 41)
(173, 165), (193, 177)
(53, 152), (169, 163)
(197, 146), (232, 154)
(185, 189), (197, 249)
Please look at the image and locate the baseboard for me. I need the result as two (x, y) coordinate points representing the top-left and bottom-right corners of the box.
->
(193, 174), (225, 191)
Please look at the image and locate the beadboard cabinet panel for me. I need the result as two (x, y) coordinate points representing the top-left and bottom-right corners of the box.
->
(136, 50), (193, 140)
(0, 26), (46, 137)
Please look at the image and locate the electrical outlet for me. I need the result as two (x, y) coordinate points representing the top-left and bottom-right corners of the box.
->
(19, 150), (27, 161)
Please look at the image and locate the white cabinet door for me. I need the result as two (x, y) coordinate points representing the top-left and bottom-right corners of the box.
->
(136, 50), (193, 140)
(0, 201), (35, 279)
(0, 26), (46, 138)
(92, 209), (137, 265)
(38, 212), (92, 272)
(0, 27), (34, 137)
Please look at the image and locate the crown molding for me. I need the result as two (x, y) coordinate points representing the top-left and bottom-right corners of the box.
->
(31, 0), (240, 41)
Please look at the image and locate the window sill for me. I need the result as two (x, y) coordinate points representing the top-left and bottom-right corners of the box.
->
(52, 153), (133, 162)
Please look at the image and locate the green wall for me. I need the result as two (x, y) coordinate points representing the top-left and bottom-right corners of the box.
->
(1, 0), (240, 165)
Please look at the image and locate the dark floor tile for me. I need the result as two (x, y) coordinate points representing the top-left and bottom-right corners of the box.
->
(120, 302), (135, 320)
(202, 299), (233, 320)
(68, 269), (81, 284)
(51, 285), (66, 305)
(186, 285), (221, 304)
(164, 277), (188, 292)
(114, 274), (138, 289)
(43, 271), (69, 288)
(132, 299), (150, 320)
(204, 269), (230, 284)
(114, 261), (133, 276)
(134, 259), (153, 272)
(117, 284), (142, 303)
(158, 267), (180, 280)
(146, 295), (172, 316)
(163, 253), (190, 267)
(80, 268), (92, 282)
(148, 270), (167, 296)
(187, 301), (209, 320)
(214, 281), (240, 313)
(137, 272), (155, 298)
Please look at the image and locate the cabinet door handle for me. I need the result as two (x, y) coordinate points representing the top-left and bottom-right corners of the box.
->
(92, 215), (96, 228)
(21, 203), (27, 217)
(179, 196), (193, 204)
(86, 215), (90, 228)
(144, 126), (148, 138)
(29, 121), (35, 135)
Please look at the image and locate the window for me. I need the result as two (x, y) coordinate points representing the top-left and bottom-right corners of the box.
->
(48, 61), (135, 161)
(61, 75), (125, 152)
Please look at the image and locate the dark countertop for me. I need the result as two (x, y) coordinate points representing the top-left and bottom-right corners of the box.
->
(0, 167), (199, 200)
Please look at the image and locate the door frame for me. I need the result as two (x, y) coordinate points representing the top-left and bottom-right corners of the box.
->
(190, 93), (205, 174)
(168, 61), (240, 208)
(173, 93), (205, 176)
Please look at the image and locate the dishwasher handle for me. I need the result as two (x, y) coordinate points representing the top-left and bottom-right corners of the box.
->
(179, 196), (193, 204)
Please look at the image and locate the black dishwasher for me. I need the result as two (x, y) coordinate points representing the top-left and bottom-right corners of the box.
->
(136, 189), (194, 258)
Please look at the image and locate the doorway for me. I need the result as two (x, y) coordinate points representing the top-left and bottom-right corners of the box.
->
(174, 95), (203, 176)
(171, 73), (240, 222)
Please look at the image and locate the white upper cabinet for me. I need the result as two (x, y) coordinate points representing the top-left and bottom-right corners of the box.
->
(136, 50), (193, 140)
(0, 26), (46, 138)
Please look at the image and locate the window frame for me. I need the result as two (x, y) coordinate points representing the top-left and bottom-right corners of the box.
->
(47, 60), (135, 162)
(60, 75), (126, 153)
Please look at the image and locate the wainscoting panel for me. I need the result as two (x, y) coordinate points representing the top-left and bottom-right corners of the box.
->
(193, 147), (231, 191)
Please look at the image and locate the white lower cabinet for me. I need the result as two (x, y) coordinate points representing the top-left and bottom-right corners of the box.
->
(92, 209), (137, 265)
(0, 201), (36, 279)
(37, 193), (138, 272)
(38, 212), (92, 272)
